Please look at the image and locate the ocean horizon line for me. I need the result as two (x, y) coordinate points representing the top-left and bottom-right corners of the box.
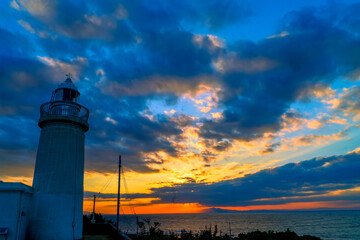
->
(83, 208), (360, 216)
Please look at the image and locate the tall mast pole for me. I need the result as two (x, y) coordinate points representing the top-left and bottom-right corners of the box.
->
(91, 195), (96, 223)
(116, 155), (121, 231)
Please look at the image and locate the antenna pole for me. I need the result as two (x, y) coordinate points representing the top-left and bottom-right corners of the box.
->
(91, 195), (96, 223)
(116, 155), (121, 231)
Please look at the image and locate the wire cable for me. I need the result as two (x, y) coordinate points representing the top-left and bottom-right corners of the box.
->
(121, 168), (137, 215)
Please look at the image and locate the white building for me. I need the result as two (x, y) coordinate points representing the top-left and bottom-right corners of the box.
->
(0, 182), (33, 240)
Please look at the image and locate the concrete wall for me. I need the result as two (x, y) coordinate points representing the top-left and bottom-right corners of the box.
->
(29, 121), (86, 240)
(0, 182), (33, 240)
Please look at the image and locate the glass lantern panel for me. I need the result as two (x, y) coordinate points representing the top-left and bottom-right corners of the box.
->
(63, 89), (71, 101)
(55, 89), (63, 101)
(63, 89), (79, 102)
(71, 90), (79, 102)
(74, 96), (79, 103)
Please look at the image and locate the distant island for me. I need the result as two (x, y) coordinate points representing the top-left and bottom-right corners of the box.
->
(202, 208), (242, 213)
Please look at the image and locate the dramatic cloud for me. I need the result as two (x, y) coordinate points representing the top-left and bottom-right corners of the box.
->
(336, 86), (360, 121)
(135, 152), (360, 207)
(200, 7), (360, 142)
(1, 0), (360, 212)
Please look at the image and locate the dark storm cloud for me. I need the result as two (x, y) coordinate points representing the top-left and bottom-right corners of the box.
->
(4, 0), (222, 174)
(14, 0), (227, 97)
(0, 28), (34, 56)
(0, 116), (38, 178)
(81, 92), (187, 173)
(320, 2), (360, 37)
(0, 27), (89, 117)
(14, 0), (229, 96)
(141, 30), (215, 77)
(180, 0), (253, 29)
(107, 0), (252, 31)
(96, 30), (222, 99)
(0, 28), (188, 175)
(0, 4), (151, 175)
(16, 0), (251, 46)
(3, 0), (360, 179)
(200, 7), (360, 141)
(0, 28), (71, 164)
(16, 0), (134, 41)
(133, 153), (360, 206)
(0, 28), (67, 178)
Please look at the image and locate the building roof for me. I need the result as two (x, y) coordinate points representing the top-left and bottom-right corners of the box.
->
(0, 181), (33, 193)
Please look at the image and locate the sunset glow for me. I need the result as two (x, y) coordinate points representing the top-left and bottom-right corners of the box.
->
(1, 0), (360, 216)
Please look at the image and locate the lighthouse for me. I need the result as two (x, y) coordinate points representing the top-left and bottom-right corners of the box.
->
(29, 76), (89, 240)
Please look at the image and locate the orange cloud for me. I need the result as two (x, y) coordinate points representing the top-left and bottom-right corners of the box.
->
(211, 112), (223, 119)
(0, 176), (33, 186)
(281, 110), (304, 133)
(348, 146), (360, 154)
(280, 131), (346, 150)
(183, 85), (221, 114)
(306, 119), (324, 129)
(322, 98), (340, 109)
(305, 115), (347, 130)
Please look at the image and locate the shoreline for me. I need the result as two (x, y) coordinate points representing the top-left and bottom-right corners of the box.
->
(88, 211), (360, 240)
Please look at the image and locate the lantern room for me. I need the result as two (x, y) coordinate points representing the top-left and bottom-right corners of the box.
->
(40, 74), (89, 123)
(51, 75), (80, 103)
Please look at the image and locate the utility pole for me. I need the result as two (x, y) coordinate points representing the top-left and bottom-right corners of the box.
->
(116, 155), (121, 231)
(229, 222), (231, 237)
(136, 216), (139, 238)
(91, 195), (96, 224)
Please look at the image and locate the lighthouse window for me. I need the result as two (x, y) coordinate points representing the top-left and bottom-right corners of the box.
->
(55, 89), (63, 101)
(72, 91), (79, 102)
(63, 89), (71, 101)
(74, 94), (79, 103)
(63, 89), (79, 102)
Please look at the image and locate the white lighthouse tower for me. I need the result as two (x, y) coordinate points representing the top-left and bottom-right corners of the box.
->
(29, 76), (89, 240)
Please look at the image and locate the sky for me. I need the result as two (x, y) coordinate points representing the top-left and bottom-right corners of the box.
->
(1, 0), (360, 214)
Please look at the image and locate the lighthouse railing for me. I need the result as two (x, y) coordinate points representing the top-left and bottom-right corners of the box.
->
(40, 101), (89, 122)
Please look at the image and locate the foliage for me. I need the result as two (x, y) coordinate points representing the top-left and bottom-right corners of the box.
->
(181, 230), (194, 240)
(127, 220), (323, 240)
(138, 221), (146, 235)
(83, 214), (91, 224)
(237, 228), (322, 240)
(149, 221), (164, 239)
(137, 219), (165, 240)
(83, 213), (113, 224)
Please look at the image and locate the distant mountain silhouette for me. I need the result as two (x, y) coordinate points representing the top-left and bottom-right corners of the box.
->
(202, 208), (360, 213)
(202, 208), (241, 213)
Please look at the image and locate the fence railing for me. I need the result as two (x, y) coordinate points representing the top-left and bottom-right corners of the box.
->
(40, 101), (89, 122)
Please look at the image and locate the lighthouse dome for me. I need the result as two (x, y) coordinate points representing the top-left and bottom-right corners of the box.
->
(39, 74), (89, 125)
(52, 76), (80, 103)
(57, 77), (79, 92)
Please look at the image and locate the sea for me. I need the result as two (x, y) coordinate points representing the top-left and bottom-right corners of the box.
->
(104, 211), (360, 240)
